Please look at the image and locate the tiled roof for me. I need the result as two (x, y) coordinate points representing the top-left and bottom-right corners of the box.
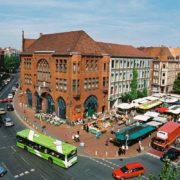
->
(25, 30), (105, 55)
(23, 39), (36, 51)
(139, 46), (172, 61)
(97, 42), (151, 58)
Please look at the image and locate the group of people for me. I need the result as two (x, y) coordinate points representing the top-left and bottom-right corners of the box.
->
(118, 145), (126, 155)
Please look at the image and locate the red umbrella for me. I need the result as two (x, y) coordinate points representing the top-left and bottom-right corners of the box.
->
(155, 107), (168, 113)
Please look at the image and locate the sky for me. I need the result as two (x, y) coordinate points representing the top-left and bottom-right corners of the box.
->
(0, 0), (180, 50)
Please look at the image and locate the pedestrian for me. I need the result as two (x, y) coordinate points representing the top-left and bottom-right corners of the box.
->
(77, 130), (80, 135)
(118, 146), (122, 156)
(75, 134), (80, 142)
(122, 145), (125, 154)
(72, 133), (75, 141)
(105, 138), (109, 146)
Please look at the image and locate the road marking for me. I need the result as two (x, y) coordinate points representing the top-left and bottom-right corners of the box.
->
(19, 173), (24, 176)
(146, 152), (160, 159)
(40, 174), (48, 180)
(24, 171), (29, 174)
(14, 175), (19, 178)
(20, 156), (30, 165)
(30, 168), (35, 172)
(142, 175), (149, 179)
(101, 159), (119, 167)
(0, 146), (6, 150)
(11, 146), (17, 152)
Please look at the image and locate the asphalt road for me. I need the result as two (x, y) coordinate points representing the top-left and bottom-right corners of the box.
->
(0, 73), (179, 180)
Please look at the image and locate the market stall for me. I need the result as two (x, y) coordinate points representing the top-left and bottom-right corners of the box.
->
(133, 115), (152, 122)
(144, 111), (160, 118)
(153, 116), (168, 124)
(146, 121), (162, 128)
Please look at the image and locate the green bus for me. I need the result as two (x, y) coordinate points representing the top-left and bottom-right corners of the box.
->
(16, 129), (77, 168)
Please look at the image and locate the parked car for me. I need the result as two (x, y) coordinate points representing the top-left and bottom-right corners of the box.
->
(6, 104), (14, 111)
(160, 148), (180, 161)
(112, 162), (145, 179)
(0, 108), (6, 115)
(12, 86), (17, 92)
(0, 98), (13, 103)
(8, 93), (13, 99)
(0, 166), (7, 177)
(3, 117), (14, 127)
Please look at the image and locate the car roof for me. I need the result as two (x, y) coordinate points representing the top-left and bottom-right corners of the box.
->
(0, 166), (6, 173)
(126, 162), (143, 169)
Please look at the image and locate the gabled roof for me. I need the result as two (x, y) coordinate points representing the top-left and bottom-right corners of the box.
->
(139, 47), (180, 61)
(97, 42), (151, 58)
(25, 30), (105, 55)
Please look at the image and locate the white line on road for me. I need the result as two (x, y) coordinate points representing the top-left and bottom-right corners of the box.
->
(14, 175), (19, 178)
(11, 146), (17, 152)
(40, 174), (48, 180)
(24, 171), (29, 174)
(20, 156), (30, 165)
(30, 168), (35, 172)
(19, 172), (24, 176)
(142, 175), (149, 179)
(0, 146), (6, 150)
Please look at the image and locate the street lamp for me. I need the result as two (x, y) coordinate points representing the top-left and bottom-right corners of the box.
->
(125, 134), (129, 150)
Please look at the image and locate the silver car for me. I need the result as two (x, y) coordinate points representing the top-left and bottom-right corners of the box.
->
(3, 117), (14, 127)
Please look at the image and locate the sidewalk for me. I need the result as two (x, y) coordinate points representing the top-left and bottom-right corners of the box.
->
(13, 94), (152, 159)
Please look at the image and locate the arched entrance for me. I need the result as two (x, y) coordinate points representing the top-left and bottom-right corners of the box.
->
(46, 95), (55, 114)
(35, 92), (42, 113)
(58, 97), (66, 119)
(84, 96), (98, 117)
(26, 90), (32, 108)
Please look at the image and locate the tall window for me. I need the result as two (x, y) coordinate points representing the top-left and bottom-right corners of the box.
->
(37, 59), (50, 87)
(73, 80), (76, 92)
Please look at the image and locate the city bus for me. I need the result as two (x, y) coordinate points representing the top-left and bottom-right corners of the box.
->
(16, 129), (77, 168)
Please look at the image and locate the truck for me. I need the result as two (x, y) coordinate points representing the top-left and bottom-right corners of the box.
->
(151, 121), (180, 151)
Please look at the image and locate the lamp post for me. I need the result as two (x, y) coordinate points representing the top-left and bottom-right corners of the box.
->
(125, 134), (129, 150)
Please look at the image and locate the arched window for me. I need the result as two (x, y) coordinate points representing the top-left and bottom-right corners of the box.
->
(46, 95), (55, 114)
(84, 96), (98, 117)
(35, 92), (42, 113)
(58, 97), (66, 119)
(37, 59), (51, 87)
(26, 90), (32, 108)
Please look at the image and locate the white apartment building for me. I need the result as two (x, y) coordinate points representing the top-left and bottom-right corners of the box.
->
(109, 57), (152, 108)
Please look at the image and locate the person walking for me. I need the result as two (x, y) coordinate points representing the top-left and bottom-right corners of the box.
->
(105, 138), (109, 146)
(118, 146), (122, 156)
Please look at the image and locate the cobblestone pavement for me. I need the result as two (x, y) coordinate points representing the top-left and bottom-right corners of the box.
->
(13, 94), (153, 159)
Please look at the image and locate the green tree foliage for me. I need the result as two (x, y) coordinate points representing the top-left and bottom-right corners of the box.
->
(121, 92), (132, 103)
(4, 54), (19, 72)
(173, 72), (180, 94)
(130, 68), (138, 100)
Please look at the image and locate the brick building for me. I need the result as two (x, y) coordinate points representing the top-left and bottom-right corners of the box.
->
(139, 47), (180, 93)
(20, 30), (151, 121)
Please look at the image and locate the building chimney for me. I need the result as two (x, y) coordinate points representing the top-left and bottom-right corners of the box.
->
(39, 33), (43, 37)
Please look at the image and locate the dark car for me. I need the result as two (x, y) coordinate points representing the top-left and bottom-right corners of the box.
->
(0, 166), (7, 177)
(7, 104), (14, 111)
(161, 148), (180, 161)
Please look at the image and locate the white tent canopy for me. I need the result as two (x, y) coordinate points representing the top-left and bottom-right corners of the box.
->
(133, 115), (151, 122)
(146, 121), (162, 127)
(168, 105), (180, 115)
(146, 96), (159, 101)
(144, 111), (160, 118)
(116, 103), (135, 110)
(160, 97), (178, 103)
(153, 116), (167, 123)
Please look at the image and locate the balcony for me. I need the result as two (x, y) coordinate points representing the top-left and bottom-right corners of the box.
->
(36, 82), (51, 96)
(73, 91), (81, 99)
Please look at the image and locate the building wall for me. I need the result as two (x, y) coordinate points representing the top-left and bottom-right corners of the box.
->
(109, 57), (152, 108)
(152, 60), (180, 93)
(20, 52), (110, 121)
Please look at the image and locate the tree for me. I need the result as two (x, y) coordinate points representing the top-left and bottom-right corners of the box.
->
(4, 54), (19, 72)
(130, 68), (138, 100)
(173, 72), (180, 94)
